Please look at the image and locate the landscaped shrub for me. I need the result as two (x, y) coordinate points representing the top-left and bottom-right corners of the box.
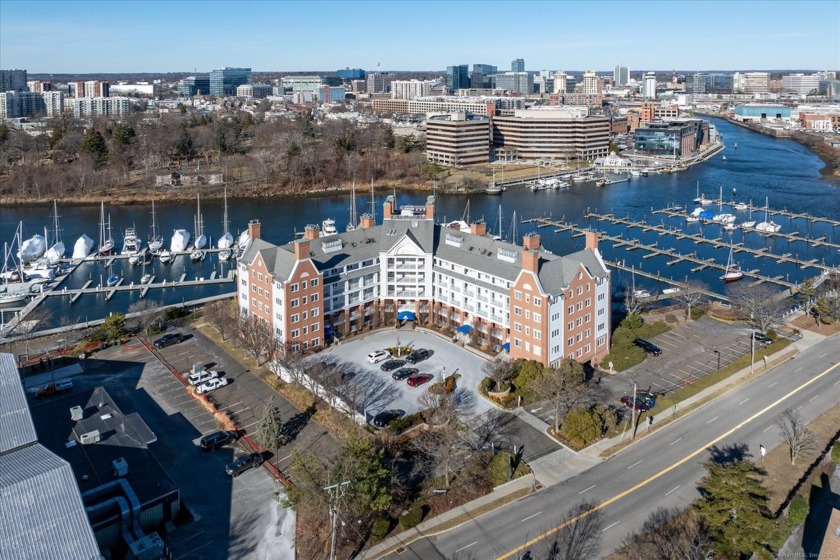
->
(388, 413), (419, 433)
(832, 441), (840, 463)
(488, 451), (531, 487)
(788, 494), (809, 526)
(562, 408), (602, 448)
(399, 506), (424, 529)
(370, 517), (392, 543)
(480, 377), (494, 393)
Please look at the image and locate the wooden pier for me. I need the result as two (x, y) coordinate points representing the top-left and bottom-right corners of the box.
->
(525, 216), (814, 291)
(581, 212), (836, 273)
(50, 270), (236, 304)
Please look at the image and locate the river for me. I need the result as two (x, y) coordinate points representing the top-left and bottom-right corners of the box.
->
(2, 118), (839, 331)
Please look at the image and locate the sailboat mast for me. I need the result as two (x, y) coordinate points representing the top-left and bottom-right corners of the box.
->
(53, 200), (61, 244)
(349, 181), (357, 229)
(223, 186), (229, 234)
(370, 179), (376, 224)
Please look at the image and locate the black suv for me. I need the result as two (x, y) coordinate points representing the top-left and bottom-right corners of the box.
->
(634, 338), (662, 356)
(200, 430), (237, 451)
(153, 333), (185, 349)
(752, 331), (772, 345)
(372, 410), (404, 429)
(405, 348), (430, 364)
(225, 453), (264, 477)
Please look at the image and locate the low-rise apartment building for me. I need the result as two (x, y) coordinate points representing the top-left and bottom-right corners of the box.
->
(238, 196), (611, 367)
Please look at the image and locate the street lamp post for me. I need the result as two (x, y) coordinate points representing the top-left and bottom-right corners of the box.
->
(713, 347), (721, 372)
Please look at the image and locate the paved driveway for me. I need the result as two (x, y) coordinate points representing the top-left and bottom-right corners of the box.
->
(319, 329), (494, 420)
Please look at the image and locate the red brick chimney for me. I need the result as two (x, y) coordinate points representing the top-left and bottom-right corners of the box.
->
(304, 224), (320, 240)
(523, 232), (540, 250)
(383, 195), (395, 219)
(248, 219), (261, 240)
(521, 249), (539, 273)
(425, 195), (435, 219)
(294, 239), (311, 261)
(470, 220), (487, 236)
(585, 231), (598, 250)
(360, 213), (375, 229)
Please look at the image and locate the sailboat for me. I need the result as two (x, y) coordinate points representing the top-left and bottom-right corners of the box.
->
(148, 199), (163, 253)
(106, 263), (120, 287)
(755, 196), (781, 233)
(631, 267), (651, 299)
(1, 240), (29, 305)
(17, 226), (46, 264)
(346, 182), (359, 232)
(492, 205), (503, 241)
(692, 181), (713, 206)
(192, 193), (206, 250)
(721, 246), (744, 282)
(741, 200), (756, 229)
(485, 168), (503, 195)
(44, 200), (65, 264)
(97, 201), (115, 256)
(712, 186), (736, 224)
(217, 186), (234, 251)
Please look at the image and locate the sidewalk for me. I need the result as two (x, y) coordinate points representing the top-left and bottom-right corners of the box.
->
(362, 327), (828, 558)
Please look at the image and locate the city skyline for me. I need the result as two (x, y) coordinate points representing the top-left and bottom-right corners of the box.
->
(1, 0), (839, 74)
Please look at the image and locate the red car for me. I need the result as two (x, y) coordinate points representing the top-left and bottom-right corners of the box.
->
(407, 373), (433, 387)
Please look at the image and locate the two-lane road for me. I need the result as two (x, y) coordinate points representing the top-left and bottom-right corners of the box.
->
(379, 338), (840, 559)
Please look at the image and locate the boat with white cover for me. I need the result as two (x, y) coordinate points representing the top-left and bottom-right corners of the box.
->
(170, 229), (191, 253)
(72, 234), (94, 260)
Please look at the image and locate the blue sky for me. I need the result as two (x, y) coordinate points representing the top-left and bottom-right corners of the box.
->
(2, 0), (838, 73)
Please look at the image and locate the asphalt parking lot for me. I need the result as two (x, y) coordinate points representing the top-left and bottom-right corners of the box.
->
(318, 329), (494, 420)
(151, 325), (338, 473)
(27, 339), (295, 560)
(524, 317), (758, 426)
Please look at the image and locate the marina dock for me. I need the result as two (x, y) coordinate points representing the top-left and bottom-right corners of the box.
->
(523, 215), (827, 292)
(50, 270), (236, 304)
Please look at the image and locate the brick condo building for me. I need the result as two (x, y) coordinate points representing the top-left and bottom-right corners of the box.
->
(238, 196), (611, 367)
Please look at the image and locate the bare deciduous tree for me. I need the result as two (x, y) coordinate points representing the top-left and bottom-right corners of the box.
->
(615, 507), (714, 560)
(529, 359), (595, 434)
(777, 408), (816, 465)
(236, 315), (273, 365)
(727, 282), (787, 333)
(482, 356), (516, 390)
(128, 298), (161, 334)
(674, 280), (707, 321)
(204, 299), (236, 341)
(536, 501), (604, 560)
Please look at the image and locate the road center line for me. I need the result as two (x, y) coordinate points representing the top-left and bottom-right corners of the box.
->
(739, 398), (750, 405)
(706, 416), (719, 424)
(627, 461), (642, 469)
(498, 360), (840, 560)
(455, 541), (477, 553)
(602, 521), (620, 532)
(578, 484), (596, 495)
(521, 512), (542, 523)
(670, 437), (682, 445)
(665, 485), (681, 496)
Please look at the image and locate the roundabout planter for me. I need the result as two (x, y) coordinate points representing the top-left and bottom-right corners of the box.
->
(487, 386), (511, 400)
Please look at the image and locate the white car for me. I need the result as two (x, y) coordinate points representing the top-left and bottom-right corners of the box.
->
(187, 369), (219, 386)
(196, 377), (229, 394)
(366, 350), (391, 364)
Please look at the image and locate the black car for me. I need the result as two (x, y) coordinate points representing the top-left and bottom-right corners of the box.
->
(380, 359), (406, 372)
(634, 338), (662, 356)
(200, 430), (237, 451)
(372, 409), (404, 429)
(392, 367), (419, 381)
(225, 453), (264, 477)
(153, 333), (185, 349)
(405, 348), (430, 364)
(752, 331), (772, 344)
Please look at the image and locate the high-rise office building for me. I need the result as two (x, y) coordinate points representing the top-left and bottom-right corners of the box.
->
(337, 68), (366, 80)
(643, 72), (657, 99)
(209, 67), (252, 97)
(582, 70), (599, 95)
(781, 73), (821, 95)
(553, 72), (568, 94)
(614, 65), (629, 86)
(446, 65), (470, 92)
(495, 72), (533, 96)
(470, 64), (498, 89)
(391, 80), (432, 100)
(0, 69), (28, 92)
(511, 58), (525, 72)
(365, 72), (395, 94)
(177, 75), (210, 97)
(706, 73), (733, 94)
(734, 72), (770, 94)
(686, 72), (707, 94)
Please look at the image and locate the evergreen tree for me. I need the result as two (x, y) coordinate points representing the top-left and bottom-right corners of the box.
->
(254, 398), (288, 453)
(79, 127), (109, 168)
(693, 459), (776, 559)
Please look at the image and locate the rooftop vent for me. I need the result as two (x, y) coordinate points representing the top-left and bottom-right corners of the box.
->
(70, 406), (83, 421)
(322, 239), (343, 254)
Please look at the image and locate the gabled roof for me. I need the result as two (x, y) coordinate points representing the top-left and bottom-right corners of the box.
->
(0, 444), (100, 560)
(0, 353), (37, 453)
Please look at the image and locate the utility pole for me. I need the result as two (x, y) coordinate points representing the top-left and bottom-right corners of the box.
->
(631, 383), (638, 439)
(325, 480), (350, 560)
(749, 331), (755, 375)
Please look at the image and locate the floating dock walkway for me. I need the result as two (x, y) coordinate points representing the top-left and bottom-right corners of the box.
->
(49, 270), (236, 304)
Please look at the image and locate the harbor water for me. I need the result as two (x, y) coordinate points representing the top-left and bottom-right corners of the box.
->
(2, 118), (839, 332)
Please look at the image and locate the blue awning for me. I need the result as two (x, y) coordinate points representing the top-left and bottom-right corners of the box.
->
(397, 311), (416, 321)
(455, 324), (472, 334)
(324, 327), (335, 335)
(501, 342), (510, 351)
